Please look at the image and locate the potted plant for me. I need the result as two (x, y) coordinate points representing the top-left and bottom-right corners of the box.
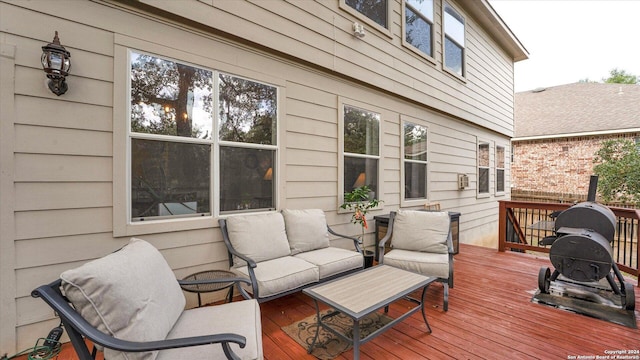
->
(340, 185), (381, 268)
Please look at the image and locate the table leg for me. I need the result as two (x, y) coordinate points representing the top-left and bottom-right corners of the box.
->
(420, 286), (432, 333)
(353, 319), (361, 360)
(307, 299), (322, 354)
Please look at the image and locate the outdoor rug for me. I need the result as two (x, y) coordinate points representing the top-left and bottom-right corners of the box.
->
(281, 310), (393, 360)
(532, 291), (637, 329)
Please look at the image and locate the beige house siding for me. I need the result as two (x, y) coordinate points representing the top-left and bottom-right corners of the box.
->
(512, 132), (640, 196)
(0, 0), (522, 352)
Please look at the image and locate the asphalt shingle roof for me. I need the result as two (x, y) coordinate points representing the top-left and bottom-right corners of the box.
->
(514, 82), (640, 139)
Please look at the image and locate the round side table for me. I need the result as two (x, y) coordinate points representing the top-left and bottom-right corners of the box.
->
(180, 269), (236, 307)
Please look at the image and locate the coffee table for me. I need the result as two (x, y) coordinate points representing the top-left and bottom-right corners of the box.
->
(302, 265), (436, 359)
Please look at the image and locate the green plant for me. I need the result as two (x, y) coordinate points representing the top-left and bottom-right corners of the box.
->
(593, 138), (640, 205)
(340, 185), (381, 245)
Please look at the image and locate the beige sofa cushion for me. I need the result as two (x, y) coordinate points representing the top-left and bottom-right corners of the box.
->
(226, 212), (291, 267)
(232, 256), (319, 298)
(282, 209), (330, 254)
(60, 238), (185, 360)
(383, 249), (450, 279)
(158, 299), (263, 360)
(294, 247), (363, 279)
(391, 210), (450, 254)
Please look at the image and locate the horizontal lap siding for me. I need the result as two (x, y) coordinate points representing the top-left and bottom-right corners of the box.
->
(2, 0), (514, 351)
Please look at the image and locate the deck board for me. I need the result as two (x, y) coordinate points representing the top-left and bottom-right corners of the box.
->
(20, 244), (639, 360)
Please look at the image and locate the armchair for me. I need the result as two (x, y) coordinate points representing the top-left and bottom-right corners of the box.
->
(378, 210), (454, 311)
(31, 238), (263, 360)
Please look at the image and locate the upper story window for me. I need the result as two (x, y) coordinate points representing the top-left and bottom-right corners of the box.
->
(443, 2), (465, 77)
(344, 0), (388, 28)
(403, 121), (428, 200)
(342, 103), (380, 200)
(478, 142), (490, 195)
(404, 0), (434, 58)
(129, 51), (277, 222)
(496, 145), (505, 193)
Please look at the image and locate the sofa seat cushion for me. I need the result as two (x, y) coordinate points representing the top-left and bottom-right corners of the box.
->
(282, 209), (330, 254)
(60, 238), (185, 360)
(294, 247), (363, 279)
(233, 256), (319, 298)
(225, 212), (291, 266)
(383, 249), (449, 279)
(157, 299), (263, 360)
(392, 210), (450, 254)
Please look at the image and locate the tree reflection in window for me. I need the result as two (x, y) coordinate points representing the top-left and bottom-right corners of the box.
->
(218, 74), (277, 145)
(345, 0), (387, 28)
(130, 52), (213, 139)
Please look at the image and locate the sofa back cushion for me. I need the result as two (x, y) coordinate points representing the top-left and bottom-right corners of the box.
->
(282, 209), (330, 254)
(391, 210), (450, 254)
(226, 212), (291, 267)
(60, 238), (185, 360)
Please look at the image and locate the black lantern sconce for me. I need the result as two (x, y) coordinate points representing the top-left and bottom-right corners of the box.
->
(41, 31), (71, 96)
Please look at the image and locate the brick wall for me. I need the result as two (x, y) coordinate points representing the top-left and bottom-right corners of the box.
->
(511, 133), (640, 195)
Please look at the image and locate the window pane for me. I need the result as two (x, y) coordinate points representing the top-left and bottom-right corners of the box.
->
(130, 52), (213, 139)
(218, 74), (277, 145)
(344, 156), (378, 196)
(496, 169), (505, 192)
(346, 0), (387, 28)
(405, 162), (427, 199)
(407, 0), (433, 20)
(478, 143), (490, 167)
(444, 37), (463, 75)
(444, 4), (465, 46)
(131, 139), (210, 220)
(344, 105), (380, 155)
(405, 6), (432, 57)
(496, 146), (505, 168)
(220, 147), (275, 212)
(479, 167), (489, 193)
(404, 122), (427, 161)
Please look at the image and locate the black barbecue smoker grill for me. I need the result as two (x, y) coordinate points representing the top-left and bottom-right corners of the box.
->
(537, 175), (635, 311)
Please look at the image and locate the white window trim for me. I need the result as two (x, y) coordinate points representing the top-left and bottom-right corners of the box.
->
(401, 0), (437, 65)
(495, 144), (506, 196)
(442, 1), (467, 82)
(477, 139), (491, 199)
(400, 115), (430, 207)
(339, 0), (393, 38)
(337, 97), (384, 213)
(113, 38), (284, 237)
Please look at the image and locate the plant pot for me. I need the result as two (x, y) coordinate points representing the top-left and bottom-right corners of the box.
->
(363, 250), (375, 268)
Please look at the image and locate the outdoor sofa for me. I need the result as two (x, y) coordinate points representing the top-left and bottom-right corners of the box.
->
(219, 209), (364, 303)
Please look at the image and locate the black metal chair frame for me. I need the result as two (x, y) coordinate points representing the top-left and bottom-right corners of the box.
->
(32, 277), (254, 360)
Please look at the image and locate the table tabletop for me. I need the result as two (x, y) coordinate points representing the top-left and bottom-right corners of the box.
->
(303, 265), (435, 319)
(180, 269), (237, 293)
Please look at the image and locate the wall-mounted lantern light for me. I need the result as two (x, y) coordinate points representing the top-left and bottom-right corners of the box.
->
(41, 31), (71, 96)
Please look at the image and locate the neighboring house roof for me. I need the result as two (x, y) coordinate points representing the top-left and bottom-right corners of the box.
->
(513, 83), (640, 140)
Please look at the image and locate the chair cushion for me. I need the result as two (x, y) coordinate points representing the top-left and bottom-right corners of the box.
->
(383, 249), (450, 279)
(294, 247), (363, 279)
(232, 256), (318, 298)
(282, 209), (330, 254)
(60, 238), (185, 360)
(391, 210), (450, 254)
(226, 212), (291, 267)
(157, 299), (263, 360)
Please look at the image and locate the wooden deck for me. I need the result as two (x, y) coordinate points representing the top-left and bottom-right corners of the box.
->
(22, 244), (639, 360)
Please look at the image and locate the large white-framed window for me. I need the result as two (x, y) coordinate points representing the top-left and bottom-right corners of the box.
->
(339, 98), (382, 206)
(340, 0), (392, 37)
(125, 50), (278, 228)
(403, 0), (435, 61)
(401, 117), (429, 205)
(443, 2), (466, 78)
(496, 145), (505, 194)
(478, 140), (490, 196)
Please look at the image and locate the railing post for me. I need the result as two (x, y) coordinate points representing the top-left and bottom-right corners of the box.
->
(498, 200), (506, 252)
(636, 210), (640, 287)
